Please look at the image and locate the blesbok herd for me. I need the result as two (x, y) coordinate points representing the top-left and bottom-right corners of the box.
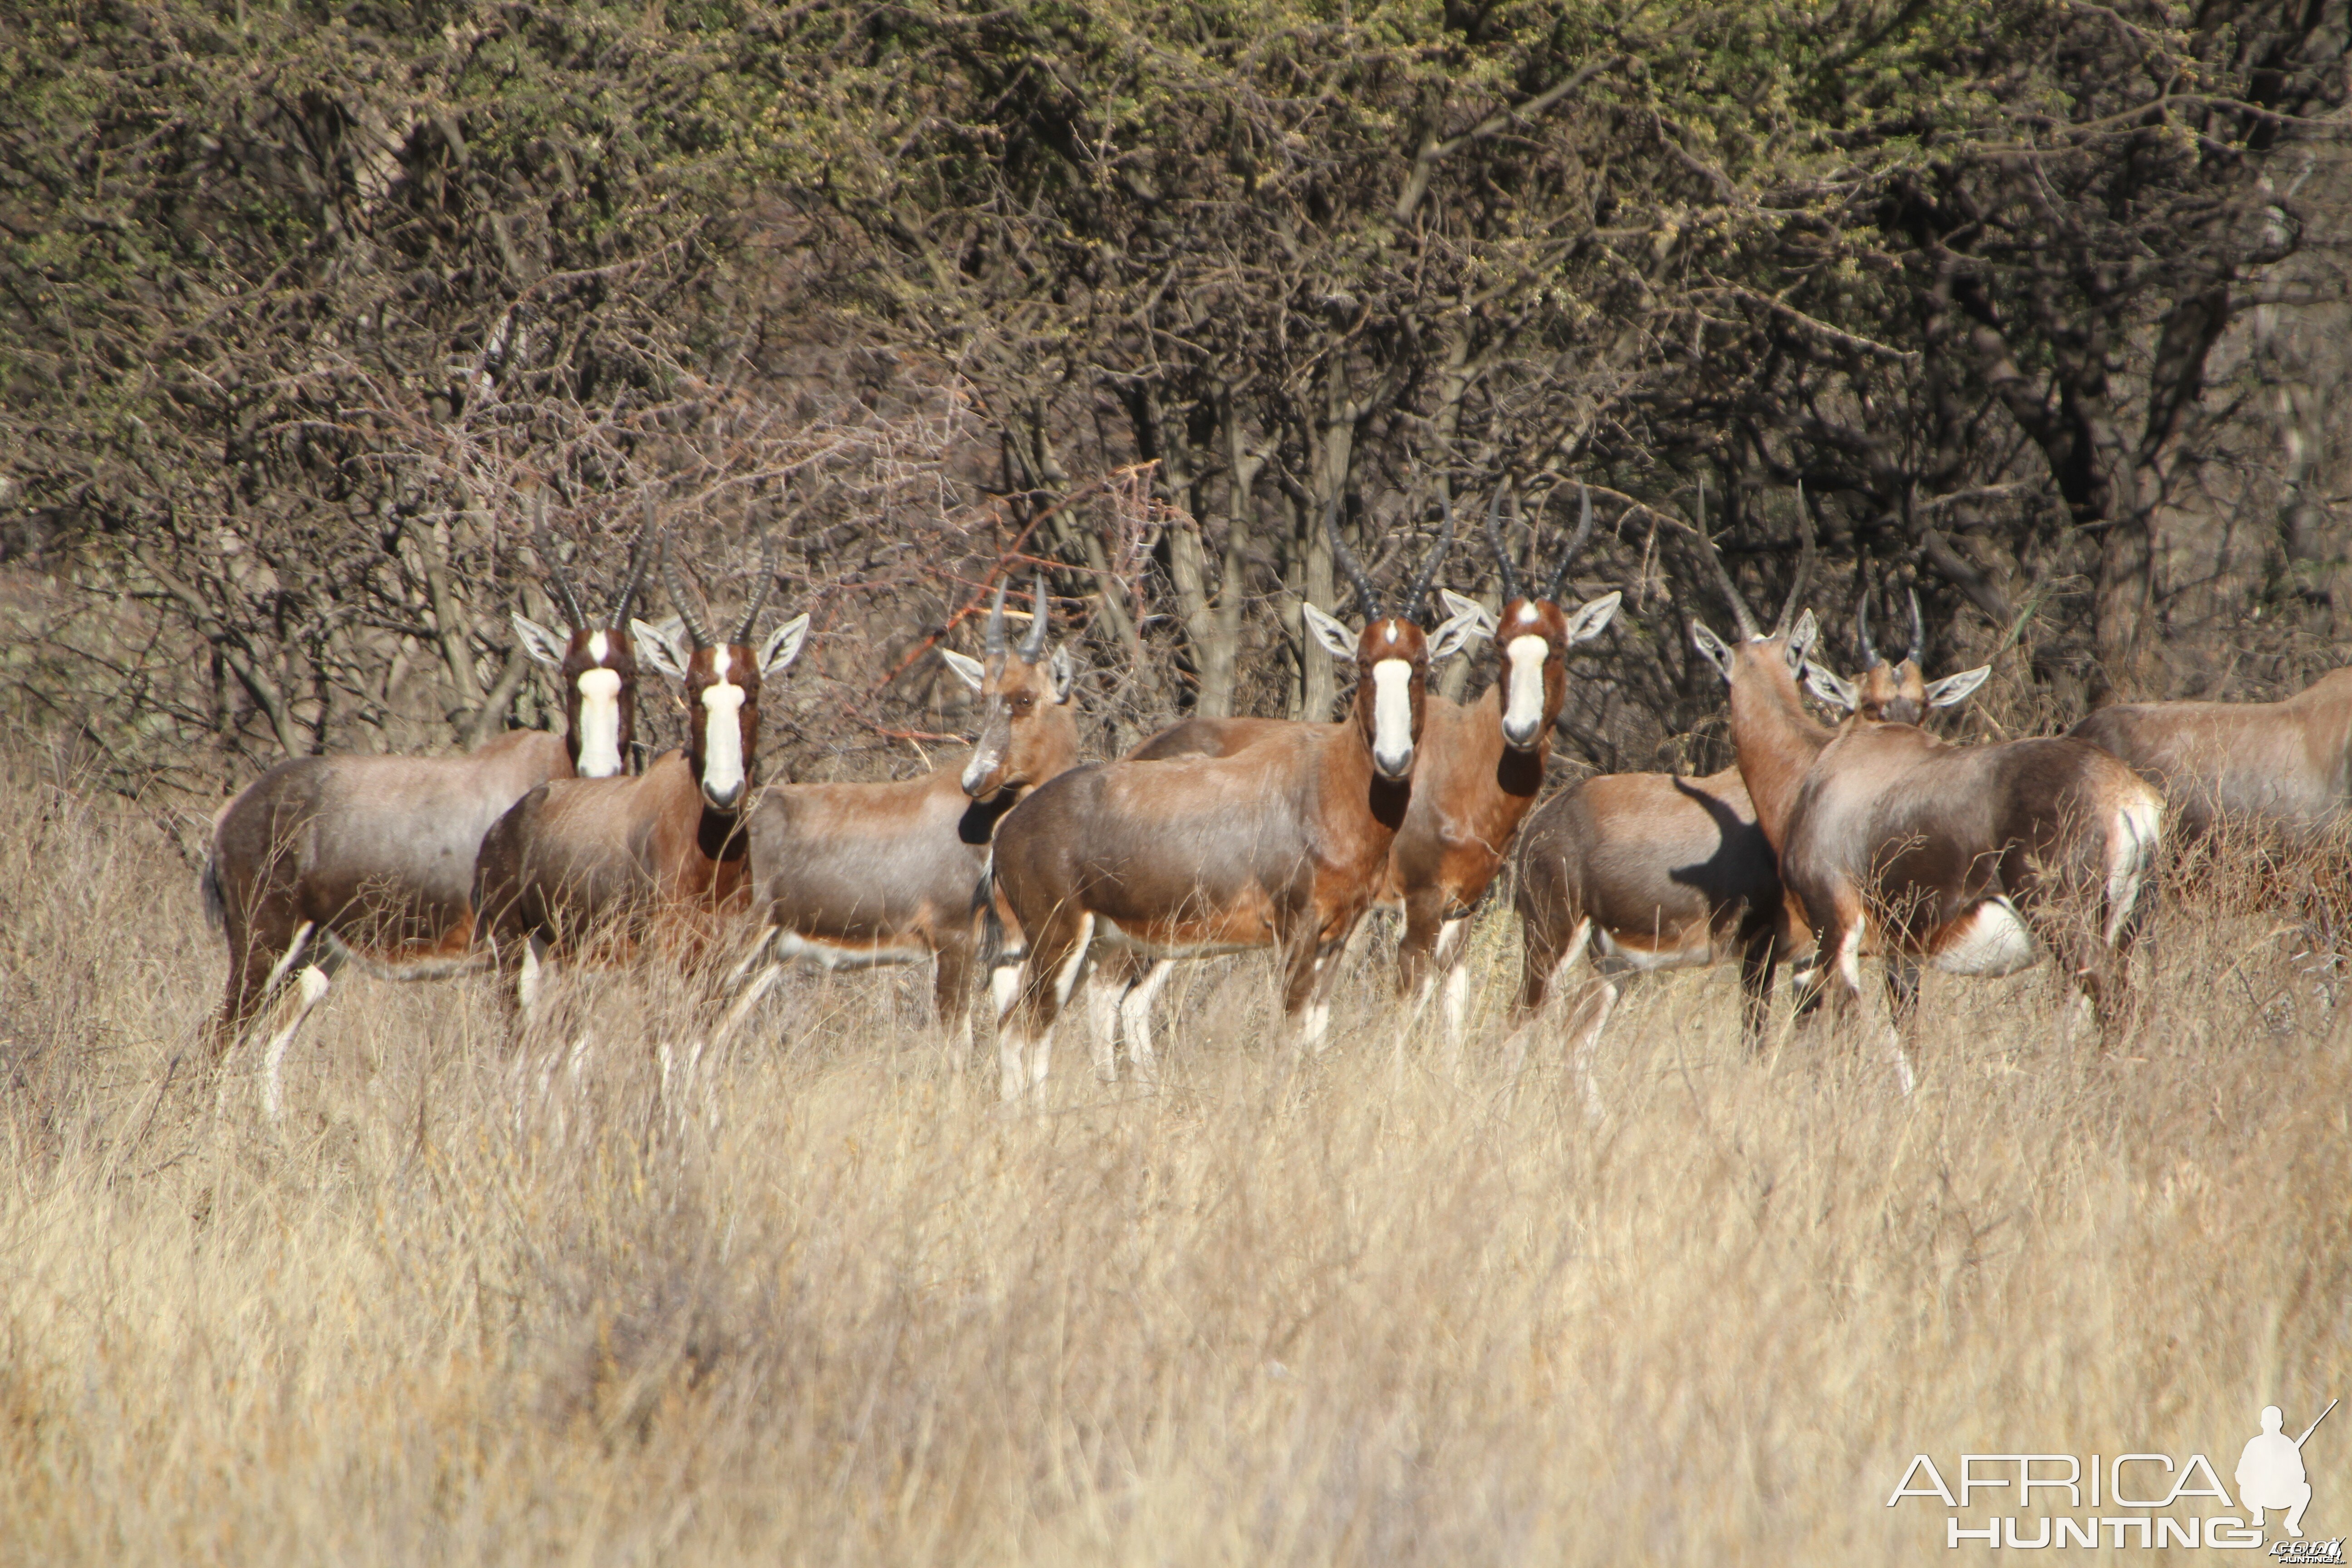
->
(197, 475), (2352, 1117)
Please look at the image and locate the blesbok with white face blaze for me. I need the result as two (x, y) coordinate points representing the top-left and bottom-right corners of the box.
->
(201, 505), (656, 1114)
(985, 506), (1477, 1100)
(2067, 666), (2352, 848)
(1503, 487), (1819, 1106)
(1122, 485), (1617, 1054)
(715, 577), (1080, 1052)
(472, 535), (808, 1015)
(1690, 497), (2161, 1083)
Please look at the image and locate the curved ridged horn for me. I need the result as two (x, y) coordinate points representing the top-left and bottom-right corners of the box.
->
(733, 532), (781, 644)
(1771, 482), (1818, 637)
(1906, 585), (1925, 667)
(534, 492), (588, 630)
(608, 497), (657, 630)
(1688, 476), (1764, 642)
(1481, 486), (1522, 604)
(1324, 500), (1381, 623)
(661, 536), (714, 650)
(1855, 577), (1881, 669)
(984, 579), (1009, 657)
(1402, 490), (1456, 623)
(1545, 482), (1597, 604)
(1019, 573), (1049, 661)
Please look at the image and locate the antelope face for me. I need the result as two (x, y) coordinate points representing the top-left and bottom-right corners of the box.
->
(633, 612), (811, 812)
(1495, 590), (1621, 752)
(1360, 617), (1430, 780)
(1859, 658), (1928, 726)
(951, 646), (1077, 800)
(687, 643), (760, 811)
(512, 615), (640, 779)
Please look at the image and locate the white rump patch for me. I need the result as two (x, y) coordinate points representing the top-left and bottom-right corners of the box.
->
(1930, 897), (2038, 977)
(574, 666), (625, 778)
(1371, 658), (1415, 774)
(1503, 634), (1550, 742)
(2105, 789), (2163, 947)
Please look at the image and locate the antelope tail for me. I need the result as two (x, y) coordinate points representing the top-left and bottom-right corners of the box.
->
(199, 847), (226, 931)
(974, 848), (1005, 967)
(2103, 784), (2165, 949)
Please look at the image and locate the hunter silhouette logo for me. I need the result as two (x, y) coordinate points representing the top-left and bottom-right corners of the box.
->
(1886, 1396), (2339, 1551)
(2242, 1400), (2335, 1539)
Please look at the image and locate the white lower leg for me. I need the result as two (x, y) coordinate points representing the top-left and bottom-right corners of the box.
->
(260, 963), (332, 1123)
(1570, 980), (1620, 1121)
(260, 921), (318, 999)
(518, 935), (550, 1021)
(1440, 957), (1472, 1060)
(714, 961), (784, 1047)
(1085, 971), (1120, 1083)
(1120, 960), (1174, 1089)
(990, 963), (1020, 1024)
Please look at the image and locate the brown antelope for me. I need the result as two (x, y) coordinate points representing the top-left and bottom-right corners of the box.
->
(1800, 582), (1990, 725)
(201, 508), (656, 1117)
(1121, 486), (1618, 1056)
(984, 505), (1479, 1100)
(715, 577), (1081, 1054)
(472, 536), (808, 1017)
(1508, 571), (1992, 1107)
(2068, 668), (2352, 847)
(1690, 498), (2160, 1085)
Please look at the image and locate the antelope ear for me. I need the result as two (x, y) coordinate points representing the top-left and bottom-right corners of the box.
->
(1438, 588), (1498, 640)
(630, 617), (691, 680)
(1562, 590), (1621, 645)
(1691, 622), (1736, 683)
(1925, 664), (1993, 709)
(1046, 644), (1075, 703)
(759, 613), (811, 678)
(1426, 604), (1486, 665)
(511, 612), (568, 669)
(1784, 608), (1821, 671)
(1301, 601), (1358, 660)
(1803, 660), (1860, 713)
(940, 648), (986, 694)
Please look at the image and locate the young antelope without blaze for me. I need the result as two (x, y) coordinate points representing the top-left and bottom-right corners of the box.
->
(717, 577), (1080, 1053)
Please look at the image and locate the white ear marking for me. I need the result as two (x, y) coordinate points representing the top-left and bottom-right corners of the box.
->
(1301, 602), (1358, 660)
(1427, 606), (1485, 665)
(629, 617), (691, 680)
(1047, 645), (1075, 702)
(758, 612), (810, 677)
(1926, 664), (1993, 708)
(1803, 661), (1860, 713)
(1564, 591), (1620, 644)
(1438, 588), (1496, 640)
(1691, 622), (1736, 682)
(941, 648), (986, 693)
(511, 612), (567, 669)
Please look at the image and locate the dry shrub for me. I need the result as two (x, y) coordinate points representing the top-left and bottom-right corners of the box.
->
(0, 747), (2345, 1564)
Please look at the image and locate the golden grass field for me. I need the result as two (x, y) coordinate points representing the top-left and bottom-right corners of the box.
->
(1, 745), (2347, 1564)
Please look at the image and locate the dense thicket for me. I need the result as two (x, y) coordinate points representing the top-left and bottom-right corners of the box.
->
(2, 0), (2346, 800)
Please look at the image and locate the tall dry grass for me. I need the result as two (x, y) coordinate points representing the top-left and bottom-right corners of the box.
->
(0, 742), (2347, 1564)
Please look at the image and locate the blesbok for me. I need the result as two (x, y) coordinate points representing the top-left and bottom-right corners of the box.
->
(2068, 667), (2352, 847)
(1508, 570), (1991, 1106)
(715, 577), (1080, 1053)
(201, 509), (656, 1112)
(1690, 500), (2160, 1082)
(1123, 485), (1619, 1054)
(472, 536), (808, 1016)
(985, 505), (1479, 1100)
(1800, 581), (1990, 725)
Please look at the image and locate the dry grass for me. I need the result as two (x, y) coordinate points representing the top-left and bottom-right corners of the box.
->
(1, 744), (2347, 1564)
